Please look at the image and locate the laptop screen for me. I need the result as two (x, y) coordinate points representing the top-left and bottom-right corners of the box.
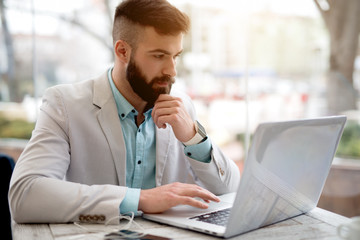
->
(224, 116), (346, 238)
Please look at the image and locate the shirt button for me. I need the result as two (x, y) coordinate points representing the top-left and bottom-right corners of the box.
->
(138, 129), (141, 132)
(137, 160), (142, 164)
(186, 152), (192, 157)
(132, 109), (135, 113)
(121, 113), (125, 118)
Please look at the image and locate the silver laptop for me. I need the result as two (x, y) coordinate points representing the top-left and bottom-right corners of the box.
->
(143, 116), (346, 238)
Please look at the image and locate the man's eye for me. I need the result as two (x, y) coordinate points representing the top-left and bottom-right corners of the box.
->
(154, 54), (164, 59)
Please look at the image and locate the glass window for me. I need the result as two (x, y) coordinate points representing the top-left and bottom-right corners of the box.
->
(1, 0), (359, 217)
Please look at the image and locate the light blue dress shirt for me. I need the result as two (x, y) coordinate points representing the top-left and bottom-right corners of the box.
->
(107, 68), (212, 216)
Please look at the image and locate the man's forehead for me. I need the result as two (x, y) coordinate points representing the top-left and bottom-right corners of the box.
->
(137, 26), (184, 54)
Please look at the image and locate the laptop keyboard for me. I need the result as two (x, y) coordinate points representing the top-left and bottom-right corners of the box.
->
(189, 208), (231, 227)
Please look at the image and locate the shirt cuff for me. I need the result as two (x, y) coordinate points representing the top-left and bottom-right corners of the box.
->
(184, 137), (212, 163)
(119, 188), (141, 216)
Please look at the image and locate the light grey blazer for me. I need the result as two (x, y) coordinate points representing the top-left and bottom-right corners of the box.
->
(9, 72), (240, 224)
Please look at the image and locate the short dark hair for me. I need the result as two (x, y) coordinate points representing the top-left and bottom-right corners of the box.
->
(112, 0), (190, 47)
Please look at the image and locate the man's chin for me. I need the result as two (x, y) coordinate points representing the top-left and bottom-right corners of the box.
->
(151, 88), (169, 98)
(159, 87), (171, 95)
(143, 87), (171, 110)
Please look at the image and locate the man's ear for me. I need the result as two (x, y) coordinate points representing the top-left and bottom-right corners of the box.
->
(114, 40), (131, 64)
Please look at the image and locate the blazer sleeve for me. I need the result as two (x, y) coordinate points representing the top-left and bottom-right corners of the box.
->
(172, 89), (240, 194)
(9, 87), (126, 224)
(186, 143), (240, 195)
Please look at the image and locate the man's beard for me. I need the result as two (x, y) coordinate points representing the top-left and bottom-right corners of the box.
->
(126, 58), (175, 109)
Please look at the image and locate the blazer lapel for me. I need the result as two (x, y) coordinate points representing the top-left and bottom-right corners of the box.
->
(93, 73), (127, 186)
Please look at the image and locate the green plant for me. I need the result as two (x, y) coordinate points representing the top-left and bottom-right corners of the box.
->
(0, 114), (35, 139)
(336, 121), (360, 159)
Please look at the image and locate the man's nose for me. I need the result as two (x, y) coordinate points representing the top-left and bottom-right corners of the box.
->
(162, 58), (177, 77)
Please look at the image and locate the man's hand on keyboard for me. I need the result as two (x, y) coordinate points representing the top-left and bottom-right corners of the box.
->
(138, 182), (220, 213)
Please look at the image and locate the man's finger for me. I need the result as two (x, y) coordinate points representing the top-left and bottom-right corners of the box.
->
(155, 94), (179, 103)
(176, 196), (209, 209)
(174, 184), (220, 202)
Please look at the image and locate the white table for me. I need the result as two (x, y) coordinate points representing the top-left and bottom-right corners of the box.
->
(12, 207), (348, 239)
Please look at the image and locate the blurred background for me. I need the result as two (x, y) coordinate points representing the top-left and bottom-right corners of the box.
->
(1, 0), (360, 217)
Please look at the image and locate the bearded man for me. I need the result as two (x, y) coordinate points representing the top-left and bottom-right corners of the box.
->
(9, 0), (240, 224)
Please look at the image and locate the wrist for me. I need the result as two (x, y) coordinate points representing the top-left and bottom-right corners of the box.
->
(138, 189), (152, 213)
(183, 121), (207, 146)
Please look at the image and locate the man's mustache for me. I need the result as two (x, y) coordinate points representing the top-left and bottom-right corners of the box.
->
(152, 75), (175, 85)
